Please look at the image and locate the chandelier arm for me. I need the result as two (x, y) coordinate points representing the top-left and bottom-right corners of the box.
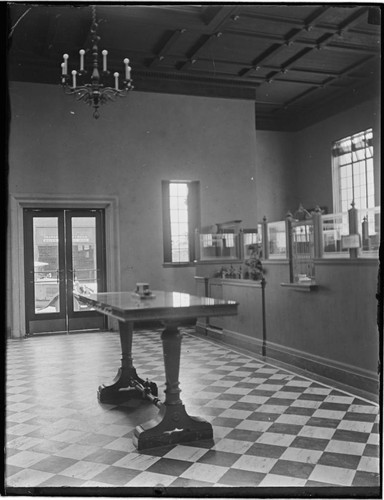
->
(64, 85), (91, 96)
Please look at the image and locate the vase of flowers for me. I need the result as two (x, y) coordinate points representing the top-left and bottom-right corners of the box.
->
(244, 244), (264, 280)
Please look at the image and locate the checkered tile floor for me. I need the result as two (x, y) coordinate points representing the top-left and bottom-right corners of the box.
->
(5, 327), (381, 493)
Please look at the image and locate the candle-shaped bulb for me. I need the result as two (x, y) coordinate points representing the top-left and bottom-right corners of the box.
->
(124, 58), (131, 80)
(72, 70), (77, 88)
(114, 72), (119, 90)
(79, 49), (85, 72)
(63, 53), (69, 75)
(61, 62), (66, 75)
(102, 50), (108, 72)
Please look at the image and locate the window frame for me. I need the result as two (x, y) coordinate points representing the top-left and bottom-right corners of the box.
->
(332, 128), (374, 213)
(162, 180), (200, 266)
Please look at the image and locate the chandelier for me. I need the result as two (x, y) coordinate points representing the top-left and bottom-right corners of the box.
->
(60, 5), (133, 119)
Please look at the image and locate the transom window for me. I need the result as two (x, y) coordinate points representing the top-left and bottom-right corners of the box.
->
(332, 128), (374, 213)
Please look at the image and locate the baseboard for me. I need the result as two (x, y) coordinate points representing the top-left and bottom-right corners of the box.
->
(196, 320), (225, 341)
(222, 328), (264, 356)
(218, 328), (379, 398)
(265, 338), (379, 397)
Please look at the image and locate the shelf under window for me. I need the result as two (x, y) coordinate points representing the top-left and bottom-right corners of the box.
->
(280, 282), (318, 292)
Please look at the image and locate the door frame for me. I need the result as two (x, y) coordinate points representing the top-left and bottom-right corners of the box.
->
(9, 193), (121, 338)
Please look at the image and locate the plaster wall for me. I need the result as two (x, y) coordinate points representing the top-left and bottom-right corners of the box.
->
(8, 82), (282, 328)
(254, 130), (297, 221)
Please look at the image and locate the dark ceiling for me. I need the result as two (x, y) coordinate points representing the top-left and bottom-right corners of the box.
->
(7, 2), (381, 130)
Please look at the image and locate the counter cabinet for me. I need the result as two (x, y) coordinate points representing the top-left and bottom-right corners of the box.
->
(195, 276), (266, 355)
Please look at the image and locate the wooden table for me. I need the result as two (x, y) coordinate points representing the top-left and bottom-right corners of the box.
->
(75, 290), (238, 450)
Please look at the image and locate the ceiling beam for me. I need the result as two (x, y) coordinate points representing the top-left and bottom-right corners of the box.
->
(248, 5), (331, 67)
(200, 5), (240, 31)
(226, 27), (379, 54)
(177, 32), (223, 70)
(149, 29), (186, 68)
(271, 53), (378, 114)
(239, 5), (376, 82)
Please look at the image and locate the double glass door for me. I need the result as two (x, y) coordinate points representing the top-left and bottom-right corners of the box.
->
(24, 208), (107, 335)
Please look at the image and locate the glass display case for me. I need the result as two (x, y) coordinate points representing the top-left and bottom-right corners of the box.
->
(321, 212), (349, 258)
(196, 220), (242, 261)
(242, 226), (263, 260)
(291, 219), (315, 281)
(198, 232), (240, 261)
(196, 221), (265, 264)
(267, 221), (287, 259)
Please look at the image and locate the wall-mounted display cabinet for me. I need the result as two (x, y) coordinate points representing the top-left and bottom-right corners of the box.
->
(195, 203), (380, 290)
(195, 221), (263, 264)
(197, 232), (241, 261)
(321, 212), (350, 258)
(261, 204), (380, 288)
(290, 218), (316, 282)
(266, 221), (287, 259)
(195, 220), (241, 262)
(242, 227), (262, 259)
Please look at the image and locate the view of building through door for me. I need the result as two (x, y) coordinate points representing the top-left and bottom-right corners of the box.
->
(23, 208), (107, 334)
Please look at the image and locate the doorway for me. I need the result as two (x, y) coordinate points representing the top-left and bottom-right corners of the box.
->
(23, 208), (107, 335)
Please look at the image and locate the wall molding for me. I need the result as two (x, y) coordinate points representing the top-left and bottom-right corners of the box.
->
(8, 193), (121, 338)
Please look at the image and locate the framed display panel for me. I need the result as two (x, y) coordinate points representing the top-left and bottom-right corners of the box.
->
(291, 219), (315, 282)
(321, 212), (350, 259)
(267, 221), (287, 259)
(198, 232), (241, 261)
(242, 226), (263, 260)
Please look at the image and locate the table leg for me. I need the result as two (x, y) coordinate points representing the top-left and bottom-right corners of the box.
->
(133, 321), (213, 450)
(98, 321), (158, 403)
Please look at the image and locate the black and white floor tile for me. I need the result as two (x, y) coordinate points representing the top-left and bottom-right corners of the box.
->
(4, 327), (381, 495)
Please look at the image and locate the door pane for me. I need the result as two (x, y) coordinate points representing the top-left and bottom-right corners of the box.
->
(33, 217), (60, 314)
(71, 217), (98, 311)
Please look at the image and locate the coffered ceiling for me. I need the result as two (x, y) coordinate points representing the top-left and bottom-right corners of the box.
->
(7, 2), (381, 130)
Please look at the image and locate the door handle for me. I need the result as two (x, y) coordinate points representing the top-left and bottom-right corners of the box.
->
(66, 269), (75, 283)
(57, 269), (65, 283)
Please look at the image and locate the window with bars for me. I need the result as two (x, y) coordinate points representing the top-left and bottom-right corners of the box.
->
(332, 128), (374, 213)
(162, 180), (200, 264)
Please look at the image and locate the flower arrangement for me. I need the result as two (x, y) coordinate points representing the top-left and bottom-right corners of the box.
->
(212, 244), (265, 281)
(244, 244), (264, 281)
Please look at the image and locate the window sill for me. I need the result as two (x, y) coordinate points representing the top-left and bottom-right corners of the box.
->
(280, 282), (318, 292)
(196, 259), (243, 264)
(163, 262), (196, 268)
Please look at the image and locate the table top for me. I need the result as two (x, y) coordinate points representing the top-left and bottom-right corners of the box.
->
(75, 290), (238, 322)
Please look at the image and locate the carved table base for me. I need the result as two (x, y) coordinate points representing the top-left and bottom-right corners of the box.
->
(133, 402), (213, 450)
(97, 366), (158, 403)
(133, 321), (213, 450)
(97, 321), (158, 404)
(99, 319), (213, 449)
